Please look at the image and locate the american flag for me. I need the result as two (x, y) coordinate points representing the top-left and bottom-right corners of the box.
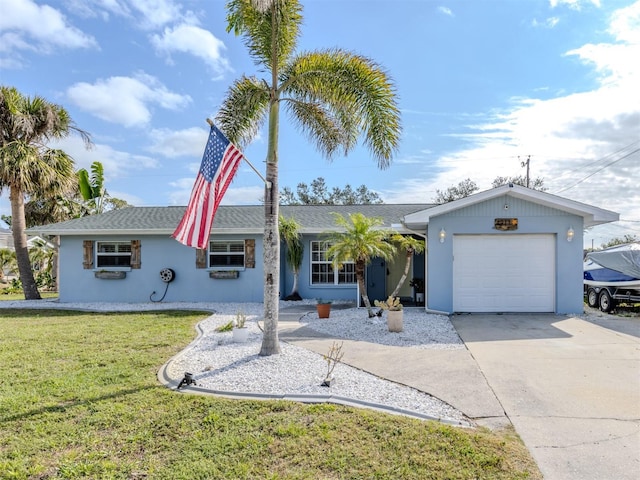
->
(172, 125), (244, 249)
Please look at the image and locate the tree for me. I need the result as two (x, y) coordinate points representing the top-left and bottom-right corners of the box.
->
(281, 177), (383, 205)
(218, 0), (401, 355)
(434, 175), (548, 204)
(0, 248), (17, 283)
(433, 178), (478, 204)
(600, 234), (639, 249)
(387, 234), (425, 299)
(325, 213), (396, 318)
(492, 175), (546, 191)
(279, 215), (303, 300)
(78, 161), (107, 215)
(0, 86), (90, 299)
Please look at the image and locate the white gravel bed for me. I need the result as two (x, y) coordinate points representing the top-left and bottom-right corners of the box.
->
(1, 299), (468, 424)
(300, 306), (465, 349)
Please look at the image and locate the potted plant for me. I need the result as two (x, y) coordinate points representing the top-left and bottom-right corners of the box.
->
(410, 278), (425, 305)
(316, 298), (332, 318)
(374, 296), (403, 332)
(232, 310), (249, 343)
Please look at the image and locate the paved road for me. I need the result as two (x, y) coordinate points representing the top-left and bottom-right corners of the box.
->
(451, 314), (640, 480)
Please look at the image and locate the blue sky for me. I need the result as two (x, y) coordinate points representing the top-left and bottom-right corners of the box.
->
(1, 0), (639, 248)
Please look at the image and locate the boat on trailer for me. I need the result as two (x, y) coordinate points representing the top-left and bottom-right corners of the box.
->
(584, 242), (640, 312)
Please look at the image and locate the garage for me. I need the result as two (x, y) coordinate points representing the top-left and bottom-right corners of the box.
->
(453, 234), (556, 313)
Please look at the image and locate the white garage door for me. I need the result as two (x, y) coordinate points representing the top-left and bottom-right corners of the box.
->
(453, 234), (555, 313)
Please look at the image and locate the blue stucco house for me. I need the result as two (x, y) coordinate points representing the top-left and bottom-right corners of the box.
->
(29, 185), (617, 314)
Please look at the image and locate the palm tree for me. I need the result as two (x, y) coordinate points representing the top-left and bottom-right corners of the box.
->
(325, 213), (396, 318)
(0, 86), (90, 299)
(279, 215), (303, 300)
(0, 248), (17, 283)
(218, 0), (401, 355)
(388, 234), (425, 299)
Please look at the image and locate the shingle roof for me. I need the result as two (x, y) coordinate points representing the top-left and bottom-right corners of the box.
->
(28, 204), (434, 236)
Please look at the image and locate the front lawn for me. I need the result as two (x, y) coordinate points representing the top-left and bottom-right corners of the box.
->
(0, 309), (541, 479)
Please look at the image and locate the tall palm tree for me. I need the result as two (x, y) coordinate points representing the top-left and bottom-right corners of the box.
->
(279, 215), (303, 300)
(325, 213), (396, 318)
(0, 86), (90, 299)
(218, 0), (401, 355)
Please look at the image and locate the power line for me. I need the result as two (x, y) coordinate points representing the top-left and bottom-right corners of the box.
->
(550, 140), (640, 185)
(554, 145), (640, 194)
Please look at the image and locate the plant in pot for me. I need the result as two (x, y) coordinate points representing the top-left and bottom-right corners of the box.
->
(316, 298), (332, 318)
(374, 296), (403, 332)
(232, 310), (249, 343)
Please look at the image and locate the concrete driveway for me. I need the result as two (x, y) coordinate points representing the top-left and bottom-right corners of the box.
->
(451, 313), (640, 480)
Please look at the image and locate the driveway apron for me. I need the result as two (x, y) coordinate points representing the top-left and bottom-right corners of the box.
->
(451, 314), (640, 480)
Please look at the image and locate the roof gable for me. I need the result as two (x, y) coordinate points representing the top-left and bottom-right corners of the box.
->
(404, 184), (618, 228)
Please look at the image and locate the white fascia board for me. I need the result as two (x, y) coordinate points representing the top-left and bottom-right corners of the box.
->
(403, 184), (619, 227)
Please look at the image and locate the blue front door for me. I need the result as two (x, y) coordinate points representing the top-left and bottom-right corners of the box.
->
(365, 258), (387, 306)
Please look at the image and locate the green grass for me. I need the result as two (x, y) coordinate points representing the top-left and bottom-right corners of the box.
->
(0, 290), (58, 301)
(0, 309), (541, 479)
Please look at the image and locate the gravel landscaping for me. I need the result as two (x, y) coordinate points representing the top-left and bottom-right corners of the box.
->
(0, 298), (469, 425)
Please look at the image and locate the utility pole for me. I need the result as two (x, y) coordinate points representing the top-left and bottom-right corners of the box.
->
(520, 155), (531, 188)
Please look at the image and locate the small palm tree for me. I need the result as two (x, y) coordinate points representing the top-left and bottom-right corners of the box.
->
(279, 215), (303, 300)
(0, 248), (17, 283)
(325, 213), (396, 318)
(0, 86), (90, 299)
(219, 0), (401, 355)
(388, 234), (425, 299)
(78, 161), (108, 215)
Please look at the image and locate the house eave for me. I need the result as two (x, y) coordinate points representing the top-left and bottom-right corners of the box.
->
(27, 228), (265, 237)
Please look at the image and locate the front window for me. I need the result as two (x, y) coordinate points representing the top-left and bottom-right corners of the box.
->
(209, 240), (245, 268)
(96, 241), (131, 268)
(310, 241), (356, 285)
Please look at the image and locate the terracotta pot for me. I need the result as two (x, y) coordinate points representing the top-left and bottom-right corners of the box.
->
(387, 310), (403, 332)
(316, 303), (331, 318)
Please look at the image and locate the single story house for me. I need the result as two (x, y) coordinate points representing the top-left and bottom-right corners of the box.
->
(29, 184), (618, 314)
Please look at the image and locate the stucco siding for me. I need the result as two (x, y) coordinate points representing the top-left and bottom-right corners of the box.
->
(59, 235), (264, 303)
(426, 195), (585, 314)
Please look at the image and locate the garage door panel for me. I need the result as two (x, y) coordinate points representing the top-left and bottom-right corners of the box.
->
(453, 234), (555, 312)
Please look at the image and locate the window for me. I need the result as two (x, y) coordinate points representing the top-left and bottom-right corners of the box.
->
(209, 240), (245, 268)
(96, 241), (132, 268)
(310, 241), (356, 285)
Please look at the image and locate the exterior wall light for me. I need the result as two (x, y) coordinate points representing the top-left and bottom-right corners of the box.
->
(567, 227), (575, 242)
(439, 228), (446, 243)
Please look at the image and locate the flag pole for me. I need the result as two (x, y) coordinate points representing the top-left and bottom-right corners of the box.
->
(206, 118), (271, 189)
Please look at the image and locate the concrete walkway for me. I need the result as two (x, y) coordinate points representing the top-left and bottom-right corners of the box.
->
(280, 307), (640, 480)
(278, 305), (509, 429)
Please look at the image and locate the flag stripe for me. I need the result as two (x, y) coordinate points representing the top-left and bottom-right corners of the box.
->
(172, 125), (244, 249)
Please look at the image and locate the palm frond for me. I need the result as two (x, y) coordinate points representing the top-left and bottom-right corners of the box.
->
(280, 49), (401, 167)
(215, 76), (270, 148)
(226, 0), (301, 70)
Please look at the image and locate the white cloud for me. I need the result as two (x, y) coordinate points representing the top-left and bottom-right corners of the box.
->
(148, 127), (209, 158)
(49, 136), (158, 179)
(549, 0), (601, 10)
(385, 1), (640, 245)
(532, 16), (560, 28)
(150, 24), (231, 77)
(0, 0), (97, 63)
(437, 6), (453, 17)
(66, 73), (192, 127)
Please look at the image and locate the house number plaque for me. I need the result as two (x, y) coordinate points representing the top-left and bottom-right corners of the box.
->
(494, 218), (518, 231)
